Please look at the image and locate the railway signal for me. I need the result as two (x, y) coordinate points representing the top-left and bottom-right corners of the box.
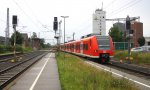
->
(126, 15), (131, 63)
(126, 16), (131, 30)
(53, 17), (58, 34)
(12, 15), (18, 61)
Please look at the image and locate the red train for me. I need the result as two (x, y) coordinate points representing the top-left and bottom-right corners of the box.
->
(60, 34), (114, 63)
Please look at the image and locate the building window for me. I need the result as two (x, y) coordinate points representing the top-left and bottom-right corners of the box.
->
(148, 42), (150, 45)
(103, 16), (105, 18)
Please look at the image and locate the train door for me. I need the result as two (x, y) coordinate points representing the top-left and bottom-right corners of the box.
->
(89, 39), (92, 56)
(80, 41), (83, 54)
(74, 43), (75, 52)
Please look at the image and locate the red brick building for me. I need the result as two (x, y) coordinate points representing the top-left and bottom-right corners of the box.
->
(21, 33), (29, 47)
(32, 38), (40, 50)
(131, 21), (143, 47)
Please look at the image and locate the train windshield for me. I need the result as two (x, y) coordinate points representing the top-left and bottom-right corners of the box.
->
(96, 36), (110, 50)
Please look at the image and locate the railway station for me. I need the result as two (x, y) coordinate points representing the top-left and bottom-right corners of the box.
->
(0, 0), (150, 90)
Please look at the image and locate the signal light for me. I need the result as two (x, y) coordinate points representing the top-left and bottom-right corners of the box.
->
(12, 15), (17, 25)
(126, 16), (130, 30)
(53, 22), (58, 30)
(53, 17), (58, 31)
(126, 21), (131, 30)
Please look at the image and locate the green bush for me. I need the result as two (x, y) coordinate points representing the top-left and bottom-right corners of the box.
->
(0, 45), (4, 53)
(23, 47), (32, 53)
(16, 45), (23, 53)
(4, 45), (13, 51)
(114, 51), (150, 65)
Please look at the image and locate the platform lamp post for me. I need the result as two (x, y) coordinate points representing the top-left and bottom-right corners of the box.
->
(12, 15), (18, 62)
(61, 16), (69, 58)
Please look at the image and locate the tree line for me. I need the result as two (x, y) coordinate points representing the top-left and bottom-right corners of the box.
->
(109, 26), (145, 46)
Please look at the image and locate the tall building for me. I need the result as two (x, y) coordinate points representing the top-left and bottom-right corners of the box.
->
(131, 21), (143, 47)
(93, 9), (106, 35)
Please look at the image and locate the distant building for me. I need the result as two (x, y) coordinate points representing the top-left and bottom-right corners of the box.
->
(21, 33), (28, 47)
(145, 37), (150, 46)
(131, 21), (143, 47)
(32, 38), (40, 50)
(93, 9), (106, 35)
(0, 36), (5, 45)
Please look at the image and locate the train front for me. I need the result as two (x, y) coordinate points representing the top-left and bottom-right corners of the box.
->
(96, 35), (114, 63)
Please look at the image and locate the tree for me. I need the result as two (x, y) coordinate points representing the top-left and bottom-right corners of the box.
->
(109, 26), (123, 42)
(40, 38), (45, 48)
(31, 32), (37, 38)
(10, 31), (23, 45)
(138, 37), (145, 46)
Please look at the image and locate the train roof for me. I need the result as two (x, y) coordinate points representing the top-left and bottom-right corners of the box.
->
(81, 33), (109, 39)
(63, 33), (110, 45)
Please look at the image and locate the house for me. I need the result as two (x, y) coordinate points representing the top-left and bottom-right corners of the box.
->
(21, 33), (29, 47)
(32, 38), (40, 50)
(0, 36), (5, 45)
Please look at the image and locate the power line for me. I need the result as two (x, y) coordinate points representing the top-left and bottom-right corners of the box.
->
(23, 0), (44, 27)
(103, 0), (118, 10)
(12, 0), (42, 31)
(107, 0), (142, 17)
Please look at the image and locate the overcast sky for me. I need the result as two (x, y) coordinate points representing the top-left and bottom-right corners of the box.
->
(0, 0), (149, 44)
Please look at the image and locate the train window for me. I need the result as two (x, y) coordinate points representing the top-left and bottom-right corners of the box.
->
(96, 36), (110, 50)
(80, 44), (83, 50)
(87, 44), (88, 50)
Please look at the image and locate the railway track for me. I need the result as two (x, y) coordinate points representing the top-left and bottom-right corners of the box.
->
(0, 51), (48, 89)
(0, 52), (22, 61)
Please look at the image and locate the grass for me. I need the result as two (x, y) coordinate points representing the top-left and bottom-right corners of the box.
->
(114, 50), (150, 65)
(56, 52), (138, 90)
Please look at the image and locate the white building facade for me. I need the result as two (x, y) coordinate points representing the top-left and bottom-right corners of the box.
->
(93, 9), (106, 36)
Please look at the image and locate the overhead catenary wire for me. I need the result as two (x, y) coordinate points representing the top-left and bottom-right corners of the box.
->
(107, 0), (143, 17)
(103, 0), (118, 10)
(12, 0), (42, 31)
(23, 0), (44, 27)
(74, 0), (143, 38)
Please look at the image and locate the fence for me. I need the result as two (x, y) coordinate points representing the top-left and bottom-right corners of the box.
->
(113, 42), (134, 50)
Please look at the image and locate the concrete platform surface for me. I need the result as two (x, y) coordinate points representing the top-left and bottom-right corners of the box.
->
(9, 53), (61, 90)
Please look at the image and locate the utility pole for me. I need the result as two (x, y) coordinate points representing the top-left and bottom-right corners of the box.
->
(59, 20), (62, 44)
(126, 15), (131, 63)
(61, 16), (69, 58)
(5, 8), (9, 45)
(61, 16), (69, 44)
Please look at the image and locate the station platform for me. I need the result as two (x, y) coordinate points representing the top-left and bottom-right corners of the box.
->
(8, 53), (61, 90)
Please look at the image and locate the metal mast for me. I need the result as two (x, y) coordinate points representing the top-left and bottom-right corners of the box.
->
(5, 8), (10, 45)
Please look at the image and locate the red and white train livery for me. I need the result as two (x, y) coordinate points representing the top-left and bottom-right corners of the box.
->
(60, 34), (114, 63)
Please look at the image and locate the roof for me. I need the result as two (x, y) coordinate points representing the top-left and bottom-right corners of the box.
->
(21, 33), (28, 39)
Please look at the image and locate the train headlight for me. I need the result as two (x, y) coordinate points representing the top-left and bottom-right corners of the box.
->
(94, 50), (98, 52)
